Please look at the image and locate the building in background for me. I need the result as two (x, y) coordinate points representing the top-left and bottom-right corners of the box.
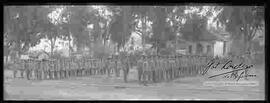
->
(175, 31), (231, 57)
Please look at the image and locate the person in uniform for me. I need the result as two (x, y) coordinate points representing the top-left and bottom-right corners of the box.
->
(105, 57), (110, 77)
(52, 59), (58, 80)
(85, 58), (89, 76)
(181, 55), (188, 77)
(70, 58), (75, 77)
(137, 55), (144, 83)
(123, 56), (130, 83)
(176, 55), (180, 78)
(169, 56), (174, 81)
(115, 58), (121, 77)
(26, 59), (33, 80)
(57, 59), (62, 79)
(142, 56), (149, 84)
(62, 58), (67, 78)
(89, 59), (94, 76)
(157, 55), (161, 82)
(66, 58), (71, 78)
(150, 56), (155, 83)
(163, 56), (167, 81)
(147, 56), (152, 83)
(101, 58), (106, 75)
(42, 59), (48, 80)
(190, 55), (194, 76)
(154, 55), (159, 83)
(37, 59), (43, 80)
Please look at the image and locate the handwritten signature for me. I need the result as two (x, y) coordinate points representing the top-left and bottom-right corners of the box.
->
(202, 58), (256, 81)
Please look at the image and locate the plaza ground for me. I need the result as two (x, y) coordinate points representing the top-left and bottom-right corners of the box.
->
(4, 65), (265, 100)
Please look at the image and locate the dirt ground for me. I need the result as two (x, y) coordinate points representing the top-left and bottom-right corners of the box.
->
(4, 65), (265, 100)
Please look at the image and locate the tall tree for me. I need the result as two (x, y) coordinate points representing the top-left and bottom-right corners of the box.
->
(214, 6), (264, 53)
(4, 6), (50, 59)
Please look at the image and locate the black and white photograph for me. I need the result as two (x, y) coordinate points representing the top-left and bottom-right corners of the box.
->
(3, 5), (265, 100)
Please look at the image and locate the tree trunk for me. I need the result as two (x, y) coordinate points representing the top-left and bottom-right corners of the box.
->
(68, 34), (71, 57)
(142, 16), (147, 54)
(50, 37), (56, 58)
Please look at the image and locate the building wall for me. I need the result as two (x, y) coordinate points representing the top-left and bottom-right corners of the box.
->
(176, 41), (215, 56)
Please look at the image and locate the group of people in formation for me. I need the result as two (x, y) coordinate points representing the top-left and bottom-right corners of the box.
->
(136, 55), (210, 84)
(12, 54), (211, 84)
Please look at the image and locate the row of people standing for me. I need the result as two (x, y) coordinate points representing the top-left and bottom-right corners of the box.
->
(137, 55), (211, 84)
(14, 58), (119, 80)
